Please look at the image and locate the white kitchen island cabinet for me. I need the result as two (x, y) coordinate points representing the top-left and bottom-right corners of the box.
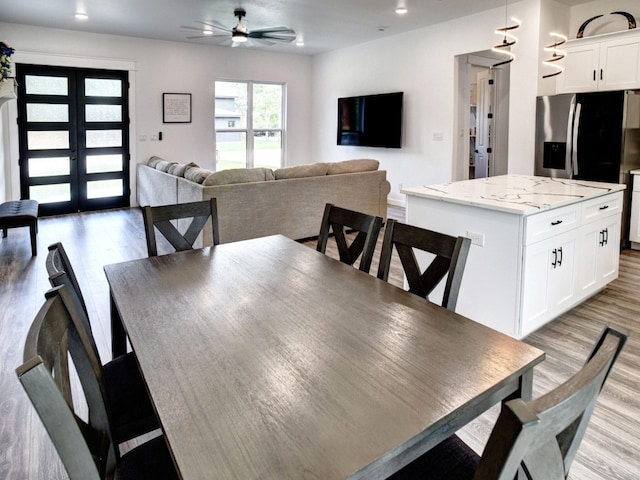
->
(403, 175), (624, 339)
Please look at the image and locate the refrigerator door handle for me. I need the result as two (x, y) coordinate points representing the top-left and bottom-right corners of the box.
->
(565, 98), (576, 177)
(572, 102), (582, 177)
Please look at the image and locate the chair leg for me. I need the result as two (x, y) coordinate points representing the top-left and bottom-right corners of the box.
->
(30, 223), (37, 256)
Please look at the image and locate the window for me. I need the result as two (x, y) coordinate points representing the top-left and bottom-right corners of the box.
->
(215, 81), (284, 171)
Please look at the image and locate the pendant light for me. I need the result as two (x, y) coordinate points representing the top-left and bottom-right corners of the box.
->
(542, 33), (567, 78)
(492, 0), (521, 68)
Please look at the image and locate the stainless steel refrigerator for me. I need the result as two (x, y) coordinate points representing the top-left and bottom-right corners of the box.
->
(535, 90), (640, 247)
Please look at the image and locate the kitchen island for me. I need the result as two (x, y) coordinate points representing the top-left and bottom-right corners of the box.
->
(403, 175), (625, 338)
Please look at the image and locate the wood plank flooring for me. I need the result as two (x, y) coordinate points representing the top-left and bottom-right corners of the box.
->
(1, 206), (638, 479)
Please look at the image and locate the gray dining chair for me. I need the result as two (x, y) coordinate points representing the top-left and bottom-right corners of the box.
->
(46, 242), (160, 449)
(388, 326), (628, 480)
(377, 219), (471, 312)
(16, 285), (179, 480)
(141, 198), (220, 256)
(316, 203), (383, 273)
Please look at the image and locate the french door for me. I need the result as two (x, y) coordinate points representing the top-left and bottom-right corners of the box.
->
(16, 64), (130, 216)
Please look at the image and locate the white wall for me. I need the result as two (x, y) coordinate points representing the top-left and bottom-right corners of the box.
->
(311, 0), (542, 205)
(0, 22), (312, 203)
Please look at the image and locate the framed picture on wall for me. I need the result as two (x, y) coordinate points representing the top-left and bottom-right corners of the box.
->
(163, 93), (192, 123)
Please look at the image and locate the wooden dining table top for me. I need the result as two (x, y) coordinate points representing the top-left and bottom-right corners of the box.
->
(104, 234), (545, 480)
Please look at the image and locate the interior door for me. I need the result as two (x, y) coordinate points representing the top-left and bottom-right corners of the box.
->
(16, 64), (130, 216)
(474, 70), (491, 178)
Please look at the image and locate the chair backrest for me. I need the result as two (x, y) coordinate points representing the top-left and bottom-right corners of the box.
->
(46, 242), (101, 363)
(16, 285), (116, 480)
(46, 242), (89, 317)
(474, 326), (627, 480)
(377, 219), (471, 311)
(141, 198), (220, 257)
(316, 203), (383, 273)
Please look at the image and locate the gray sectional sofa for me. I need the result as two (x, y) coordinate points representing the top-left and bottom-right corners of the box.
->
(137, 157), (391, 244)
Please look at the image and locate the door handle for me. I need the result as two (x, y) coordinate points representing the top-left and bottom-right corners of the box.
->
(552, 248), (557, 268)
(551, 220), (563, 226)
(599, 230), (605, 246)
(600, 68), (603, 81)
(604, 228), (609, 246)
(599, 205), (609, 211)
(557, 246), (563, 267)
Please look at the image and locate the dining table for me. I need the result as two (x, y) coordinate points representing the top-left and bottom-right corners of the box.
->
(104, 234), (545, 479)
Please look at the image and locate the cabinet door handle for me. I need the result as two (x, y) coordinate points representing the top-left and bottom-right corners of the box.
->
(551, 220), (563, 226)
(551, 248), (557, 268)
(557, 246), (563, 267)
(599, 205), (609, 211)
(604, 228), (609, 245)
(600, 68), (603, 81)
(593, 70), (596, 81)
(599, 229), (605, 246)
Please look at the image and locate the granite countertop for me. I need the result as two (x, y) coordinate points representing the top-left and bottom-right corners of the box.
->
(401, 175), (626, 215)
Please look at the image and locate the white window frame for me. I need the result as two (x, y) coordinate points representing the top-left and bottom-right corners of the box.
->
(215, 80), (286, 169)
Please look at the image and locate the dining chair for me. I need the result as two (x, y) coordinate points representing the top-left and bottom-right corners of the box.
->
(316, 203), (383, 273)
(388, 325), (628, 480)
(46, 242), (160, 449)
(16, 285), (179, 480)
(377, 219), (471, 311)
(141, 198), (220, 257)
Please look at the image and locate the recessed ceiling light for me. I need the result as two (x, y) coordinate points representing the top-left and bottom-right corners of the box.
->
(75, 12), (89, 20)
(203, 30), (213, 35)
(296, 40), (305, 47)
(395, 7), (408, 15)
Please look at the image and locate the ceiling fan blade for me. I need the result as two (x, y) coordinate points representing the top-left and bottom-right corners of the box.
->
(249, 27), (295, 36)
(249, 29), (296, 42)
(195, 20), (231, 33)
(185, 34), (228, 40)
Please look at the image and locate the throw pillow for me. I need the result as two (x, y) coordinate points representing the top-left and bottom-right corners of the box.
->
(155, 160), (178, 173)
(274, 163), (329, 180)
(184, 167), (214, 184)
(147, 156), (164, 168)
(168, 162), (199, 177)
(326, 159), (379, 175)
(203, 167), (275, 186)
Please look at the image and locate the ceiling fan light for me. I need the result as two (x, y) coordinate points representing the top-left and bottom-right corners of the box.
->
(232, 30), (248, 43)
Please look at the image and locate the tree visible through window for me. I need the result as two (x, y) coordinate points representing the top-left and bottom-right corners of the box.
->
(215, 80), (284, 171)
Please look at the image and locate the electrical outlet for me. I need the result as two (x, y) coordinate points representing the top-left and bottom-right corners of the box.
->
(139, 134), (147, 141)
(466, 230), (484, 247)
(432, 131), (444, 141)
(150, 134), (158, 141)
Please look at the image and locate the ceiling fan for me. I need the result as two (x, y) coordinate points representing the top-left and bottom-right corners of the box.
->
(181, 8), (296, 46)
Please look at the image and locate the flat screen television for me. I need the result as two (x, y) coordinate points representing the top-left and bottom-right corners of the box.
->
(337, 92), (403, 148)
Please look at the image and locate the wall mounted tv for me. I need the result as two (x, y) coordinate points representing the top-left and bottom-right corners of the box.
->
(337, 92), (403, 148)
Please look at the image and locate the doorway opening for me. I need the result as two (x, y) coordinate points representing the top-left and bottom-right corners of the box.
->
(16, 64), (130, 216)
(454, 51), (511, 181)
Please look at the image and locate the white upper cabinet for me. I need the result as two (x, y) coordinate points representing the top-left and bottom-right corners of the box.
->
(557, 30), (640, 93)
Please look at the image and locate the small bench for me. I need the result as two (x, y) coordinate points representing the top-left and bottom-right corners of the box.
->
(0, 200), (39, 256)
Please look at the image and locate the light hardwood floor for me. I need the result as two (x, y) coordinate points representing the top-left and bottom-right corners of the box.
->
(1, 206), (638, 479)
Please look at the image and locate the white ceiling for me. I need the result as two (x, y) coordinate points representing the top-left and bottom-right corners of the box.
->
(1, 0), (588, 56)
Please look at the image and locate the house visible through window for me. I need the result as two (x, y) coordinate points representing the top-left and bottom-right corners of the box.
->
(215, 80), (284, 171)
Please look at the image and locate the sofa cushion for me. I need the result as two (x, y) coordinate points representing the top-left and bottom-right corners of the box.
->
(203, 168), (274, 186)
(147, 156), (164, 168)
(274, 163), (329, 180)
(326, 159), (379, 175)
(184, 167), (214, 184)
(168, 162), (199, 177)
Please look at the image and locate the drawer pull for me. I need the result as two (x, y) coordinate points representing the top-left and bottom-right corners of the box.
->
(599, 205), (609, 211)
(551, 220), (563, 226)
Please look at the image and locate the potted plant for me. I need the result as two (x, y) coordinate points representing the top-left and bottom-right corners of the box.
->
(1, 42), (15, 84)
